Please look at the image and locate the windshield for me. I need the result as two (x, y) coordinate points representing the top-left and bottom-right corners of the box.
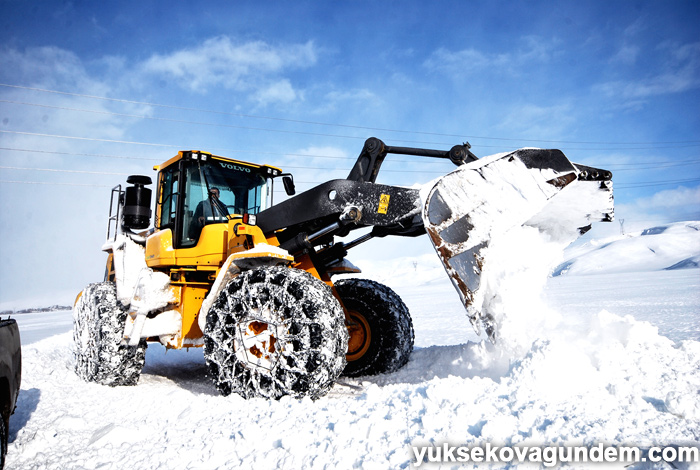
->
(181, 159), (271, 246)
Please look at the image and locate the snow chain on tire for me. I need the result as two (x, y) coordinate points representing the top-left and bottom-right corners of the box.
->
(335, 278), (414, 377)
(204, 267), (349, 400)
(73, 282), (147, 386)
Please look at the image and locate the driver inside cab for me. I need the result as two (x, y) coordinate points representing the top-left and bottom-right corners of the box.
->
(190, 187), (229, 239)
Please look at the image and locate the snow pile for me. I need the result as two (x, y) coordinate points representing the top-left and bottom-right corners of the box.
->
(7, 304), (699, 469)
(5, 222), (700, 468)
(555, 221), (700, 276)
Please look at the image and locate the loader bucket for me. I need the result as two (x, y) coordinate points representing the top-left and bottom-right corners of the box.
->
(422, 148), (613, 341)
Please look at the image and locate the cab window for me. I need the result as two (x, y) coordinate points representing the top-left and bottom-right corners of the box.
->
(179, 159), (270, 247)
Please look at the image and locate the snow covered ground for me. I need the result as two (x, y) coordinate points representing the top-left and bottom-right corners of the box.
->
(3, 222), (699, 469)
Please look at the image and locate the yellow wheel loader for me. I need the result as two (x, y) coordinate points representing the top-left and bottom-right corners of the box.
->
(73, 137), (613, 399)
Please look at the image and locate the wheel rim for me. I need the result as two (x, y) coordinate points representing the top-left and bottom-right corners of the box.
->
(234, 316), (283, 371)
(346, 310), (371, 362)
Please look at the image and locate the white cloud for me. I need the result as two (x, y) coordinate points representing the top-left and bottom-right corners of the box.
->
(425, 47), (497, 70)
(610, 45), (640, 65)
(615, 185), (700, 232)
(310, 88), (378, 114)
(277, 145), (351, 195)
(324, 89), (375, 103)
(423, 36), (556, 76)
(608, 17), (645, 66)
(640, 185), (700, 209)
(596, 41), (700, 100)
(139, 36), (317, 101)
(253, 79), (299, 105)
(495, 102), (574, 140)
(0, 46), (151, 152)
(0, 46), (103, 93)
(0, 45), (150, 304)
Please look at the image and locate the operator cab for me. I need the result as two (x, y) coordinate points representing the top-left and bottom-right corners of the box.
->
(155, 151), (283, 248)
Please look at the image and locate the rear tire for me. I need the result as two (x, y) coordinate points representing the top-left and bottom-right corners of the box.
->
(73, 282), (147, 386)
(204, 267), (348, 400)
(335, 278), (414, 377)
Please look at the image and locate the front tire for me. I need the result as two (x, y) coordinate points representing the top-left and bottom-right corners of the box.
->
(204, 267), (348, 400)
(73, 282), (147, 386)
(335, 278), (414, 377)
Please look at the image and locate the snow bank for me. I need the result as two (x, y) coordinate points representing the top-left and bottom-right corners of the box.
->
(7, 304), (699, 469)
(5, 223), (699, 468)
(555, 221), (700, 276)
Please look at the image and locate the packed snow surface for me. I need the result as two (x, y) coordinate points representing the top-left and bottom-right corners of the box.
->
(4, 222), (700, 469)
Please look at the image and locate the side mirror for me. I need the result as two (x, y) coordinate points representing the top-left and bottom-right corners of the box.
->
(282, 174), (296, 196)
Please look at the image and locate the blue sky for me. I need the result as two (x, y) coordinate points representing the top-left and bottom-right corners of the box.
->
(0, 0), (698, 305)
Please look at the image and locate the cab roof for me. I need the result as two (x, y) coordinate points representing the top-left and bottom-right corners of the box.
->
(154, 150), (283, 176)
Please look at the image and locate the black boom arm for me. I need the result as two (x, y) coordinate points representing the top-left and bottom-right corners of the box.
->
(257, 137), (479, 256)
(347, 137), (478, 183)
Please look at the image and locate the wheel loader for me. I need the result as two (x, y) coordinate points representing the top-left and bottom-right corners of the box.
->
(73, 137), (613, 399)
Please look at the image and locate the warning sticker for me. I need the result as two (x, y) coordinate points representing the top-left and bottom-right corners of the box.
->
(378, 194), (390, 214)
